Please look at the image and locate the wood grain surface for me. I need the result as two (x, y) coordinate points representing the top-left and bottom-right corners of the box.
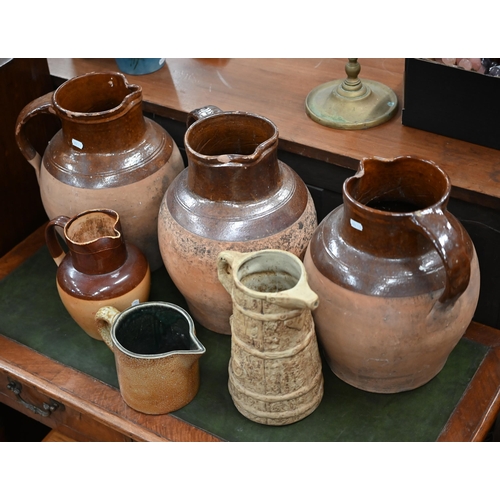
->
(48, 58), (500, 210)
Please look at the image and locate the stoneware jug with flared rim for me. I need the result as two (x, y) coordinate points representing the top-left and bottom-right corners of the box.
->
(326, 155), (472, 303)
(46, 208), (151, 340)
(95, 301), (206, 415)
(183, 104), (281, 203)
(303, 155), (480, 393)
(158, 105), (318, 335)
(16, 71), (184, 270)
(217, 249), (324, 426)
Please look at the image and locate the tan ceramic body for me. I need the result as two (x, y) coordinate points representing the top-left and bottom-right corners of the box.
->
(218, 250), (324, 425)
(40, 141), (183, 271)
(95, 304), (205, 415)
(158, 193), (317, 335)
(113, 347), (200, 415)
(304, 245), (480, 393)
(57, 271), (150, 340)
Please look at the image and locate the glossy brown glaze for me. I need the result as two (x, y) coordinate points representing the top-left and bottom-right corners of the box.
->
(158, 106), (318, 334)
(15, 72), (184, 270)
(46, 209), (151, 340)
(304, 156), (481, 393)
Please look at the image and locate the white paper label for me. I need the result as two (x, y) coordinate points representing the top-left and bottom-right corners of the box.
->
(72, 138), (83, 149)
(350, 219), (363, 231)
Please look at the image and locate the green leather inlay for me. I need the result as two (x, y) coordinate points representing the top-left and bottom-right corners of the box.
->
(0, 246), (488, 441)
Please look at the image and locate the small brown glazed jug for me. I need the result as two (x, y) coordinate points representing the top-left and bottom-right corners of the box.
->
(218, 249), (324, 425)
(303, 156), (480, 393)
(158, 105), (318, 335)
(95, 302), (206, 415)
(46, 208), (151, 340)
(16, 71), (184, 270)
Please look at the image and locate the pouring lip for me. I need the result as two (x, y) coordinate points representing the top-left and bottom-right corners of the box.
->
(344, 155), (451, 217)
(111, 301), (206, 359)
(63, 208), (122, 247)
(184, 110), (279, 165)
(52, 71), (142, 120)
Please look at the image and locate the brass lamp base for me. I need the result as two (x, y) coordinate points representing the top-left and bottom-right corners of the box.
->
(305, 59), (398, 130)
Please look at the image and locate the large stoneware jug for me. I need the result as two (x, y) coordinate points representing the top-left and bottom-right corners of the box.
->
(158, 105), (318, 335)
(46, 208), (150, 340)
(16, 71), (184, 270)
(218, 249), (324, 425)
(303, 156), (480, 393)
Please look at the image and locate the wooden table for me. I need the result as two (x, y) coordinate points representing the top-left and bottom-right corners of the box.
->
(0, 224), (499, 442)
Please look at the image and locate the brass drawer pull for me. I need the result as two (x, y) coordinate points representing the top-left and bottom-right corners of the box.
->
(7, 379), (62, 418)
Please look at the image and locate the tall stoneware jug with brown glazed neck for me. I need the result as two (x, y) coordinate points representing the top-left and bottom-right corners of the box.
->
(158, 105), (318, 335)
(303, 156), (480, 393)
(46, 208), (151, 340)
(16, 71), (184, 270)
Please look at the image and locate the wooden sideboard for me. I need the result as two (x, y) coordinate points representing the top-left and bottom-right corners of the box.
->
(1, 59), (499, 442)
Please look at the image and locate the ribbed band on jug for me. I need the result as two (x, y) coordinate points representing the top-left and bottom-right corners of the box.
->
(52, 72), (146, 153)
(184, 111), (281, 202)
(340, 156), (451, 259)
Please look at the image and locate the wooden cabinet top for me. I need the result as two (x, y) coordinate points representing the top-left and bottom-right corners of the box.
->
(48, 58), (500, 210)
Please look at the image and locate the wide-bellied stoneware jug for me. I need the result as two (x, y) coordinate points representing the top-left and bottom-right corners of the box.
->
(158, 105), (318, 335)
(46, 208), (151, 340)
(218, 249), (324, 426)
(303, 156), (480, 393)
(16, 71), (184, 270)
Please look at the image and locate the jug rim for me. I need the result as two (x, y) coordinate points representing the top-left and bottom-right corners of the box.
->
(344, 155), (451, 217)
(184, 110), (279, 165)
(64, 208), (122, 245)
(110, 301), (206, 359)
(52, 71), (142, 119)
(227, 249), (312, 301)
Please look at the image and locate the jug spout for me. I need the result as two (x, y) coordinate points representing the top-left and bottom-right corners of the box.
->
(267, 284), (319, 311)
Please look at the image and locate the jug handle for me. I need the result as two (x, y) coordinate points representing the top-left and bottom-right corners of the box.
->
(95, 306), (120, 350)
(186, 105), (222, 128)
(408, 207), (471, 305)
(217, 250), (244, 295)
(15, 91), (58, 180)
(45, 216), (70, 266)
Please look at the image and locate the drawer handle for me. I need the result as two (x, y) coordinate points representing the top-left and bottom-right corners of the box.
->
(7, 379), (61, 418)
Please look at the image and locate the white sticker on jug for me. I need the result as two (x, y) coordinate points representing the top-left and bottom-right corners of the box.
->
(72, 138), (83, 149)
(131, 299), (140, 306)
(350, 219), (363, 231)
